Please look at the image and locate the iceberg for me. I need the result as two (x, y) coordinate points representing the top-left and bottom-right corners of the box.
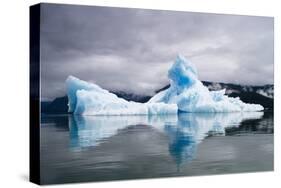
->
(66, 54), (263, 115)
(66, 76), (177, 115)
(148, 55), (264, 112)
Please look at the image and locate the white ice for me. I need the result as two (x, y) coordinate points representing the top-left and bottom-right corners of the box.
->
(66, 54), (263, 115)
(66, 76), (177, 115)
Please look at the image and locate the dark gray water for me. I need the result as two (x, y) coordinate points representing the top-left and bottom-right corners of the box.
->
(40, 112), (273, 184)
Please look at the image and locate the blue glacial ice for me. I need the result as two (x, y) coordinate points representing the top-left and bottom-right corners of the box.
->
(148, 55), (264, 112)
(66, 54), (263, 115)
(66, 76), (177, 115)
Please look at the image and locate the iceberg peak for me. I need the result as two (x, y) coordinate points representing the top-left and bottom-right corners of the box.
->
(66, 76), (107, 113)
(168, 54), (198, 92)
(149, 54), (264, 112)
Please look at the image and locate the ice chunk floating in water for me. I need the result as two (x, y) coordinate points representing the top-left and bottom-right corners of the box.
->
(66, 55), (263, 115)
(66, 76), (177, 115)
(149, 55), (263, 112)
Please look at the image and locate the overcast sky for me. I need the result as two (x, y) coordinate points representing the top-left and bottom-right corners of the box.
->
(40, 3), (274, 101)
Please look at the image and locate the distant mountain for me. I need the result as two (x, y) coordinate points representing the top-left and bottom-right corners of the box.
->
(41, 81), (273, 114)
(202, 81), (273, 111)
(112, 91), (152, 103)
(41, 96), (68, 114)
(203, 81), (273, 99)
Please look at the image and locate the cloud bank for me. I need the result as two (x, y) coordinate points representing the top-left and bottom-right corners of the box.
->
(40, 4), (274, 100)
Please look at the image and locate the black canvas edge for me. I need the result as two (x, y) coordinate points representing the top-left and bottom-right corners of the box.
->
(30, 3), (41, 185)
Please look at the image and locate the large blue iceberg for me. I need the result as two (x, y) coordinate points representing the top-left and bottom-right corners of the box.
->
(66, 55), (263, 115)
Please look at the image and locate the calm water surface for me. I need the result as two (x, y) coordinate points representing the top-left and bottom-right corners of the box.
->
(40, 112), (273, 184)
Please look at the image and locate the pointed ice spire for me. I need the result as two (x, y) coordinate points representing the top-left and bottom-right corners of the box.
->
(168, 54), (198, 89)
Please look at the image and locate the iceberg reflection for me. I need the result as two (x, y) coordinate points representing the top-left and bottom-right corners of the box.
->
(69, 112), (264, 164)
(163, 112), (261, 166)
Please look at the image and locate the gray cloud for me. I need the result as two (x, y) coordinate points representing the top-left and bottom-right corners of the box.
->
(40, 3), (274, 101)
